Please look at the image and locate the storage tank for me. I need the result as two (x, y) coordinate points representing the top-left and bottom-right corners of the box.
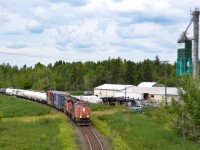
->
(23, 90), (35, 99)
(16, 89), (25, 97)
(5, 88), (14, 95)
(177, 39), (192, 76)
(35, 92), (47, 102)
(40, 92), (47, 102)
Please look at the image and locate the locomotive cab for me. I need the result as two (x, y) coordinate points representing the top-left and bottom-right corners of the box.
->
(74, 101), (91, 125)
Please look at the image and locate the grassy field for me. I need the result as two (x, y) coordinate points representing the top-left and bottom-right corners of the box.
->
(0, 94), (51, 118)
(91, 104), (200, 150)
(0, 94), (78, 150)
(90, 103), (121, 111)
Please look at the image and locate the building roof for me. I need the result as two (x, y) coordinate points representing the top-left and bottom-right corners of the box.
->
(138, 82), (164, 87)
(94, 84), (134, 91)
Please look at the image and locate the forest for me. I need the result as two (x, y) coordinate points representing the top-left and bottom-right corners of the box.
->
(0, 56), (177, 91)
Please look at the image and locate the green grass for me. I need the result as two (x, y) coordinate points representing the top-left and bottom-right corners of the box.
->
(59, 118), (78, 150)
(68, 91), (84, 95)
(0, 94), (51, 117)
(92, 115), (130, 150)
(0, 94), (78, 150)
(0, 118), (63, 150)
(92, 106), (200, 150)
(90, 103), (121, 111)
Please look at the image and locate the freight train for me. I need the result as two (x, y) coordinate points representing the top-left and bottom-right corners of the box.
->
(0, 88), (91, 126)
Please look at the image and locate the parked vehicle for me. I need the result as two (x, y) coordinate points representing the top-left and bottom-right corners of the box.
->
(130, 105), (144, 111)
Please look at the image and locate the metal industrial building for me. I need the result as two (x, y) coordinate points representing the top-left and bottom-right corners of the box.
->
(138, 82), (164, 87)
(133, 87), (179, 103)
(94, 84), (134, 98)
(94, 82), (179, 103)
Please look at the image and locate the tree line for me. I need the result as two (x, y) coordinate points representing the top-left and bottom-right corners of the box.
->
(0, 56), (177, 91)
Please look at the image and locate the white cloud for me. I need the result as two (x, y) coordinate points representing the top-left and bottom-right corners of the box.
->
(32, 6), (53, 20)
(0, 0), (199, 66)
(6, 41), (28, 49)
(26, 20), (44, 33)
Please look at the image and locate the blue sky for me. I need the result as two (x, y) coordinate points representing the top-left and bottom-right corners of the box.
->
(0, 0), (199, 67)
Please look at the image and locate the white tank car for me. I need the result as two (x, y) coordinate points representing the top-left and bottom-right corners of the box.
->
(23, 90), (36, 99)
(4, 88), (47, 102)
(16, 89), (26, 97)
(11, 89), (17, 95)
(5, 88), (15, 95)
(35, 92), (47, 102)
(12, 89), (23, 96)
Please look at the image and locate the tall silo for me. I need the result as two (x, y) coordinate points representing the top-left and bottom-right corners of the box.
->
(177, 38), (193, 76)
(177, 9), (200, 78)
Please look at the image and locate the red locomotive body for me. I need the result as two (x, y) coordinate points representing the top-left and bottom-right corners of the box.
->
(73, 102), (91, 125)
(64, 97), (91, 125)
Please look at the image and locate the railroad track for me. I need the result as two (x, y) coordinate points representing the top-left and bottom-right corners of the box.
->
(81, 126), (105, 150)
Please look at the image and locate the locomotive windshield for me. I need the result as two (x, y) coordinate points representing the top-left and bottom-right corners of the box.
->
(75, 102), (89, 108)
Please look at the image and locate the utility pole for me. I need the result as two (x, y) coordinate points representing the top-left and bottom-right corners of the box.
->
(161, 61), (169, 106)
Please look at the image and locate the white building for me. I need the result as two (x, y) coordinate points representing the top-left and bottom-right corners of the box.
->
(138, 82), (164, 87)
(94, 82), (180, 103)
(136, 82), (179, 102)
(133, 87), (179, 103)
(94, 84), (134, 98)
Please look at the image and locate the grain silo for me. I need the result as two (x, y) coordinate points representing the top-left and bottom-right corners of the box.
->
(177, 38), (192, 76)
(177, 9), (200, 77)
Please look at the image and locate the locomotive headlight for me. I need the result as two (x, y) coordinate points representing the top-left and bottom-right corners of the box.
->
(80, 116), (82, 118)
(83, 108), (85, 111)
(87, 115), (89, 118)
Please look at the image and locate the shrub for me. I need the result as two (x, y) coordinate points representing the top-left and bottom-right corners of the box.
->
(90, 103), (117, 111)
(172, 75), (200, 142)
(68, 91), (84, 95)
(143, 106), (157, 117)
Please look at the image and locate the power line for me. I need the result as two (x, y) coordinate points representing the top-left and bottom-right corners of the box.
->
(0, 51), (96, 63)
(0, 51), (73, 60)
